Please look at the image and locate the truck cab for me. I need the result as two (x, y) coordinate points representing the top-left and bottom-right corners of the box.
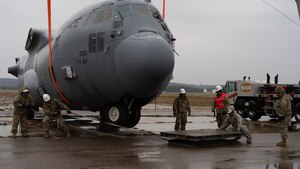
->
(224, 80), (265, 120)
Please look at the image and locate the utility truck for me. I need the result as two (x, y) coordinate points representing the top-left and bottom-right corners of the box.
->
(224, 76), (300, 122)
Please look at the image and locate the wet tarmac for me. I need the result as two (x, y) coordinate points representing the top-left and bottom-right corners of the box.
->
(0, 108), (300, 169)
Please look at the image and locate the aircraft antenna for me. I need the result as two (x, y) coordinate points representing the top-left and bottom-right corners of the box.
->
(47, 0), (70, 103)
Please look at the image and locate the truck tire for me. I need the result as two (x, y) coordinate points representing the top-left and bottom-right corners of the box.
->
(294, 103), (300, 123)
(237, 111), (248, 118)
(269, 114), (278, 119)
(235, 99), (245, 111)
(247, 111), (262, 121)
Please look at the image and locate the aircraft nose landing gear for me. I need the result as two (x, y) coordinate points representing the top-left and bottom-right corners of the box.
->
(100, 104), (141, 128)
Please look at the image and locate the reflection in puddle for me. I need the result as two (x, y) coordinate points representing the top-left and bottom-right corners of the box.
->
(0, 152), (13, 159)
(137, 150), (165, 162)
(0, 125), (12, 137)
(266, 162), (299, 169)
(80, 126), (97, 130)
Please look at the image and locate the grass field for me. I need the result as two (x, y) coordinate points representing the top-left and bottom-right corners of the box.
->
(0, 90), (17, 110)
(0, 90), (214, 109)
(152, 93), (215, 107)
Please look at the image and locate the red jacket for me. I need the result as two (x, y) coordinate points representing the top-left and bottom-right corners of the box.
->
(214, 93), (226, 109)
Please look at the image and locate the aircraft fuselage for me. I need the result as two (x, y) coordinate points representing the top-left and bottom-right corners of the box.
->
(8, 0), (175, 127)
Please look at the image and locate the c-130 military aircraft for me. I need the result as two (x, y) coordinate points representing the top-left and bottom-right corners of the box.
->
(8, 0), (175, 128)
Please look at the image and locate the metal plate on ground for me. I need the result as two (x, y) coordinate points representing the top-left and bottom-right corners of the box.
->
(160, 129), (243, 142)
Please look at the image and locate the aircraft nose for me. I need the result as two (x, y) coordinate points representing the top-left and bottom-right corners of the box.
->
(113, 32), (175, 98)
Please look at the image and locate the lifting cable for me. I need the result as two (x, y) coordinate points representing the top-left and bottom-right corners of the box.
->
(261, 0), (300, 28)
(47, 0), (70, 103)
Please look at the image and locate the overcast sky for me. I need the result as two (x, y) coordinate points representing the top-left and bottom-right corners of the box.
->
(1, 0), (300, 85)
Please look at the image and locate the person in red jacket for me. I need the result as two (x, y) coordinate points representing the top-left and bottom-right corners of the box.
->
(212, 85), (229, 128)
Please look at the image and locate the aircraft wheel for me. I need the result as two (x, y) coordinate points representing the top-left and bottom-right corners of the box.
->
(105, 105), (129, 126)
(247, 111), (262, 121)
(124, 108), (141, 128)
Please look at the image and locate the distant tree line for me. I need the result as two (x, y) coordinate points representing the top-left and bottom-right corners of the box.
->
(0, 78), (216, 93)
(165, 82), (215, 93)
(0, 78), (18, 90)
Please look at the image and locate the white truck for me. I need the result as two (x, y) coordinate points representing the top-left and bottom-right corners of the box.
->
(224, 79), (300, 122)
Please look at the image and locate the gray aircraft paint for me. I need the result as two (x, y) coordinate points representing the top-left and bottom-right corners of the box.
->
(8, 0), (175, 127)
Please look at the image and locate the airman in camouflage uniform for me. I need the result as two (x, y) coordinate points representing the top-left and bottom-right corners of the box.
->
(42, 94), (72, 138)
(11, 86), (36, 138)
(212, 85), (229, 128)
(275, 86), (292, 147)
(173, 88), (191, 131)
(219, 105), (252, 144)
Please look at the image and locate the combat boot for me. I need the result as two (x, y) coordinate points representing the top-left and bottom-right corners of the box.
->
(66, 132), (71, 138)
(44, 131), (50, 139)
(276, 138), (287, 147)
(12, 133), (17, 138)
(21, 133), (29, 137)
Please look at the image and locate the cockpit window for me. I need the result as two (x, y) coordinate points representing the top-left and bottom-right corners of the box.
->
(115, 5), (132, 18)
(85, 4), (113, 25)
(85, 10), (98, 25)
(132, 4), (151, 16)
(105, 7), (113, 21)
(94, 9), (106, 23)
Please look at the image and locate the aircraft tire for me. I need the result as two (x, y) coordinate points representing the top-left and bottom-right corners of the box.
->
(105, 104), (129, 126)
(100, 110), (106, 120)
(124, 108), (141, 128)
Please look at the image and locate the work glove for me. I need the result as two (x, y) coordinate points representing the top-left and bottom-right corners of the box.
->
(188, 112), (191, 116)
(67, 110), (72, 114)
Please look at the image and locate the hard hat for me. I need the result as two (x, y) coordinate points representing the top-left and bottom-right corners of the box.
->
(22, 88), (30, 93)
(43, 94), (51, 102)
(227, 105), (235, 114)
(180, 88), (186, 94)
(215, 85), (222, 92)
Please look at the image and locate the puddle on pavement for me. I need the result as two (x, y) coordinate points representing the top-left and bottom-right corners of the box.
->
(211, 162), (300, 169)
(64, 116), (100, 131)
(137, 150), (165, 162)
(0, 125), (12, 137)
(0, 112), (299, 137)
(264, 162), (299, 169)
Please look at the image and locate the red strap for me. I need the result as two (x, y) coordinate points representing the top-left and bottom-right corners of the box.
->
(47, 0), (69, 103)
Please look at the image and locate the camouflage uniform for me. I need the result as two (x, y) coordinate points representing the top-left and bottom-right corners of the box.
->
(275, 86), (291, 146)
(43, 99), (71, 137)
(11, 86), (36, 135)
(173, 94), (191, 131)
(212, 93), (229, 128)
(219, 111), (252, 143)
